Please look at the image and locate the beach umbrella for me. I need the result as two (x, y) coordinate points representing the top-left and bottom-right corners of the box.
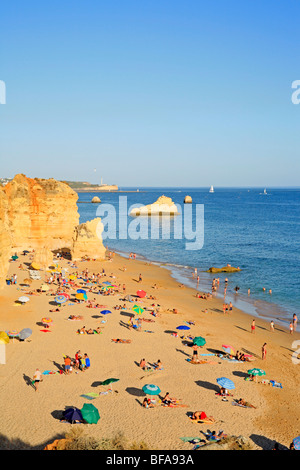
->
(101, 378), (119, 390)
(62, 407), (83, 423)
(22, 250), (30, 255)
(0, 331), (10, 344)
(217, 377), (235, 390)
(76, 293), (87, 301)
(100, 310), (111, 315)
(55, 294), (68, 304)
(6, 330), (20, 343)
(142, 384), (161, 396)
(132, 305), (144, 315)
(176, 325), (190, 330)
(11, 255), (18, 260)
(193, 336), (206, 347)
(101, 378), (119, 386)
(30, 263), (40, 270)
(23, 278), (32, 285)
(18, 296), (30, 304)
(59, 293), (70, 300)
(102, 281), (113, 286)
(292, 436), (300, 450)
(222, 344), (235, 355)
(136, 290), (146, 298)
(247, 368), (266, 381)
(69, 274), (77, 280)
(77, 289), (86, 294)
(81, 403), (100, 424)
(19, 328), (32, 340)
(42, 317), (53, 325)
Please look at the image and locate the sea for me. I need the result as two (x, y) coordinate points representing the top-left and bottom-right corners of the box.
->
(77, 187), (300, 328)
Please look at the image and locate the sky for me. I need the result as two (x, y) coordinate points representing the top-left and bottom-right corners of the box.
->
(0, 0), (300, 187)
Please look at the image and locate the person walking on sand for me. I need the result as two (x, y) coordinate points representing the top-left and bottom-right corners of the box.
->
(33, 368), (42, 392)
(251, 319), (255, 334)
(289, 322), (294, 335)
(262, 343), (267, 360)
(270, 320), (274, 332)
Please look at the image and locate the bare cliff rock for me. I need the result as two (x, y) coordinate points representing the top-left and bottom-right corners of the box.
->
(0, 174), (106, 286)
(72, 218), (106, 260)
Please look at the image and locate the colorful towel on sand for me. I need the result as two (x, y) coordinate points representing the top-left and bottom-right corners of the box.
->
(270, 380), (283, 388)
(40, 329), (51, 332)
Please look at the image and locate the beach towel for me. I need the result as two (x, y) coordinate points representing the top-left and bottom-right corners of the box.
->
(186, 358), (218, 365)
(40, 329), (51, 332)
(80, 394), (96, 400)
(270, 380), (283, 388)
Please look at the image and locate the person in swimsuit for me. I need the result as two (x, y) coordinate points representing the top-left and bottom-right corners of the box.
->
(251, 319), (255, 334)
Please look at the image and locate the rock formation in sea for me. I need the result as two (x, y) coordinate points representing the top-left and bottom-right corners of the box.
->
(207, 266), (241, 273)
(0, 174), (106, 287)
(91, 196), (101, 203)
(184, 195), (192, 203)
(129, 195), (179, 216)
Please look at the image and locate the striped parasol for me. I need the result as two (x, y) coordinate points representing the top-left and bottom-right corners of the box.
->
(132, 305), (144, 315)
(42, 317), (53, 325)
(217, 377), (235, 390)
(222, 344), (235, 356)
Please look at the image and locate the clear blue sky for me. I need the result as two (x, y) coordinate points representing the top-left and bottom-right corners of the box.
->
(1, 0), (299, 187)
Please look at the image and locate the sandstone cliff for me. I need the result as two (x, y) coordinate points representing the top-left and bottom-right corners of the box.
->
(0, 174), (106, 287)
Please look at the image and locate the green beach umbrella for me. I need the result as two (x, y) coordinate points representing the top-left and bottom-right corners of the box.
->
(247, 368), (266, 381)
(193, 336), (206, 347)
(101, 378), (119, 387)
(80, 403), (100, 424)
(132, 305), (144, 315)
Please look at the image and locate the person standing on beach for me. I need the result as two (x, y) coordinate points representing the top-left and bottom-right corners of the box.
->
(262, 343), (267, 360)
(293, 313), (298, 332)
(289, 322), (294, 335)
(270, 321), (274, 332)
(33, 368), (42, 392)
(139, 273), (142, 283)
(251, 319), (255, 334)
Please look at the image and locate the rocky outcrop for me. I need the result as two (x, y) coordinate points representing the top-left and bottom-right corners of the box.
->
(130, 195), (179, 216)
(72, 218), (106, 260)
(184, 195), (192, 203)
(207, 266), (241, 273)
(91, 196), (101, 203)
(0, 174), (106, 286)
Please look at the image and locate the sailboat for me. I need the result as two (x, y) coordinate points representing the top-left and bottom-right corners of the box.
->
(263, 188), (267, 195)
(209, 185), (214, 193)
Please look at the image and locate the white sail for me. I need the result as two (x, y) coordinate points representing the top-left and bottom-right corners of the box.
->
(209, 185), (214, 193)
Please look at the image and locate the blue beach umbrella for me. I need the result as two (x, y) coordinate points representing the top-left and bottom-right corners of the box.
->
(62, 407), (83, 423)
(142, 384), (161, 396)
(77, 289), (86, 294)
(217, 377), (235, 390)
(100, 310), (111, 315)
(102, 281), (113, 286)
(55, 294), (67, 304)
(176, 325), (190, 330)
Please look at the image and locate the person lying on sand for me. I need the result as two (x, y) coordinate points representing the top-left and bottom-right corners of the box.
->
(191, 411), (215, 423)
(50, 308), (60, 312)
(112, 339), (132, 343)
(142, 398), (155, 408)
(234, 398), (256, 408)
(162, 392), (178, 405)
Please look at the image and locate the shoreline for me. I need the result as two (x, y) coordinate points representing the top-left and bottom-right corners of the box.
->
(0, 249), (299, 450)
(108, 246), (294, 331)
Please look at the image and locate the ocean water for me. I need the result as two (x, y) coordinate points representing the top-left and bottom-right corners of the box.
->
(77, 188), (300, 327)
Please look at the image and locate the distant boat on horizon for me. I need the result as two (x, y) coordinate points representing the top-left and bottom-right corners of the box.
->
(209, 185), (214, 193)
(264, 188), (267, 195)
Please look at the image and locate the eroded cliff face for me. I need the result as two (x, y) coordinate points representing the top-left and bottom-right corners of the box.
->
(0, 191), (12, 287)
(3, 174), (80, 252)
(0, 174), (106, 286)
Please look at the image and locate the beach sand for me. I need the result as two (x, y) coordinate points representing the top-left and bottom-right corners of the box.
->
(0, 252), (299, 450)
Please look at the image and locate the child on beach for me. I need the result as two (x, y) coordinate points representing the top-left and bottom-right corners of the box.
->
(262, 343), (267, 360)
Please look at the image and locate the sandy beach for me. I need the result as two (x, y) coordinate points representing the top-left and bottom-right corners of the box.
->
(0, 250), (299, 450)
